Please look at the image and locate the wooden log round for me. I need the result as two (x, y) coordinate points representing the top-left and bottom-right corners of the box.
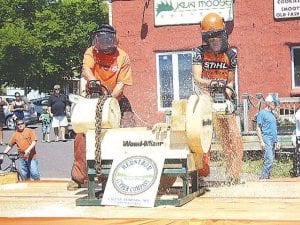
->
(71, 96), (121, 133)
(186, 94), (213, 154)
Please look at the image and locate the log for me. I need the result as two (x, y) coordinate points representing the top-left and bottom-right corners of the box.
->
(71, 96), (121, 133)
(186, 94), (213, 154)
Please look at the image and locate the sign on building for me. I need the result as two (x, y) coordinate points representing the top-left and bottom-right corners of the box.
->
(154, 0), (234, 26)
(274, 0), (300, 19)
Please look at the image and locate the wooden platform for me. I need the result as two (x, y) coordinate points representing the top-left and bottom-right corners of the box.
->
(0, 171), (18, 185)
(1, 179), (300, 224)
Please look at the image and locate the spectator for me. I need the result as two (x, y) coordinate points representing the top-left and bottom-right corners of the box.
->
(48, 84), (69, 142)
(10, 92), (26, 120)
(256, 94), (280, 180)
(0, 118), (40, 180)
(39, 105), (51, 143)
(295, 107), (300, 139)
(0, 97), (9, 145)
(291, 107), (300, 176)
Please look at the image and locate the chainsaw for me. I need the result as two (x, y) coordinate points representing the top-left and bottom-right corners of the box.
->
(208, 79), (237, 114)
(86, 80), (111, 98)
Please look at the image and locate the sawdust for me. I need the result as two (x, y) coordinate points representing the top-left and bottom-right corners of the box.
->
(213, 114), (244, 182)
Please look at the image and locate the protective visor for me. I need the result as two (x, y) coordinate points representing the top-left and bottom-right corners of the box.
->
(202, 30), (224, 42)
(94, 31), (117, 54)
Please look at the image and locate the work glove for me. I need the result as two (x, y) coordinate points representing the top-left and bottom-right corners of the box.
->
(24, 149), (31, 156)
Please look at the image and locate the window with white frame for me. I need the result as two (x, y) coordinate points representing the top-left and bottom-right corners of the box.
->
(156, 51), (193, 110)
(292, 46), (300, 88)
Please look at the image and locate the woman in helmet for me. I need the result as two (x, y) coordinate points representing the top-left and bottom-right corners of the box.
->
(192, 13), (238, 178)
(192, 13), (237, 99)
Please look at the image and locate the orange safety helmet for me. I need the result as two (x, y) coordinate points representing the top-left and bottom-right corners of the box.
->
(201, 13), (225, 33)
(200, 13), (228, 53)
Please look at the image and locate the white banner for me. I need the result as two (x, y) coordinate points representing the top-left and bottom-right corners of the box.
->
(274, 0), (300, 19)
(154, 0), (234, 26)
(101, 149), (165, 207)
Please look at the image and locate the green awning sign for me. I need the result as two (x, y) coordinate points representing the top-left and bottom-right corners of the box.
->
(154, 0), (234, 26)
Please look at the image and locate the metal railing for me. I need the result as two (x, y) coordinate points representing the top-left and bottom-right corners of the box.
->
(240, 93), (300, 135)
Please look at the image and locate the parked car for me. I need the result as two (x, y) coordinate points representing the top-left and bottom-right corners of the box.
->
(1, 96), (38, 130)
(31, 96), (71, 119)
(30, 96), (49, 117)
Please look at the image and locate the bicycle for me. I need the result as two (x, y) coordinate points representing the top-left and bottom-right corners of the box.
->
(0, 152), (22, 181)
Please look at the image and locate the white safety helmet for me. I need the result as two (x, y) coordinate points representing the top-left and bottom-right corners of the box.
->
(265, 94), (280, 105)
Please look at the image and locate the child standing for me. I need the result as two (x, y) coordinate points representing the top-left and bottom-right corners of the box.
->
(39, 105), (51, 143)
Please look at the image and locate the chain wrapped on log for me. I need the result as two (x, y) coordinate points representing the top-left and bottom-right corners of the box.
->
(94, 95), (109, 181)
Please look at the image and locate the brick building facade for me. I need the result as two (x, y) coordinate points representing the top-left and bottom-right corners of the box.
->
(111, 0), (300, 126)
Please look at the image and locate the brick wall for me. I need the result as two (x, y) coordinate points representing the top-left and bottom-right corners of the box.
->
(112, 0), (300, 126)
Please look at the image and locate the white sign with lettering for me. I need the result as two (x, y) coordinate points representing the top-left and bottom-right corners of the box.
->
(101, 149), (165, 207)
(274, 0), (300, 19)
(154, 0), (234, 26)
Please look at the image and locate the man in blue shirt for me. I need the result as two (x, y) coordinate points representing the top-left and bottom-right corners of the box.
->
(256, 94), (280, 180)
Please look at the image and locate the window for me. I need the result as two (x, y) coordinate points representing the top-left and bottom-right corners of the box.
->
(292, 46), (300, 88)
(156, 51), (193, 110)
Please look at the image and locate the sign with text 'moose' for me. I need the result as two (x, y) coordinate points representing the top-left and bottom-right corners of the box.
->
(154, 0), (234, 26)
(101, 149), (165, 207)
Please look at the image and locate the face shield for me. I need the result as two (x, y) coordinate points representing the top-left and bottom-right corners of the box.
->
(94, 31), (117, 55)
(202, 30), (228, 53)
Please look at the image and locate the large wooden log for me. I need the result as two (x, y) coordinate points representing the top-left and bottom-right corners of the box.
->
(70, 95), (121, 133)
(186, 94), (213, 155)
(170, 100), (187, 149)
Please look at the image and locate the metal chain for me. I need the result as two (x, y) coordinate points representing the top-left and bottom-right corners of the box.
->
(94, 95), (108, 181)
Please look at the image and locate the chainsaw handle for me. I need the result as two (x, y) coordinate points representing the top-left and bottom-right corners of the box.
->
(225, 85), (237, 100)
(87, 80), (111, 96)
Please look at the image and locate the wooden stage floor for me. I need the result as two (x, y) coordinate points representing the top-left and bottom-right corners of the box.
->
(1, 179), (300, 225)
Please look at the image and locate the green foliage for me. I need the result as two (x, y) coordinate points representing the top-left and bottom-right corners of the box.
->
(243, 158), (293, 178)
(0, 0), (108, 93)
